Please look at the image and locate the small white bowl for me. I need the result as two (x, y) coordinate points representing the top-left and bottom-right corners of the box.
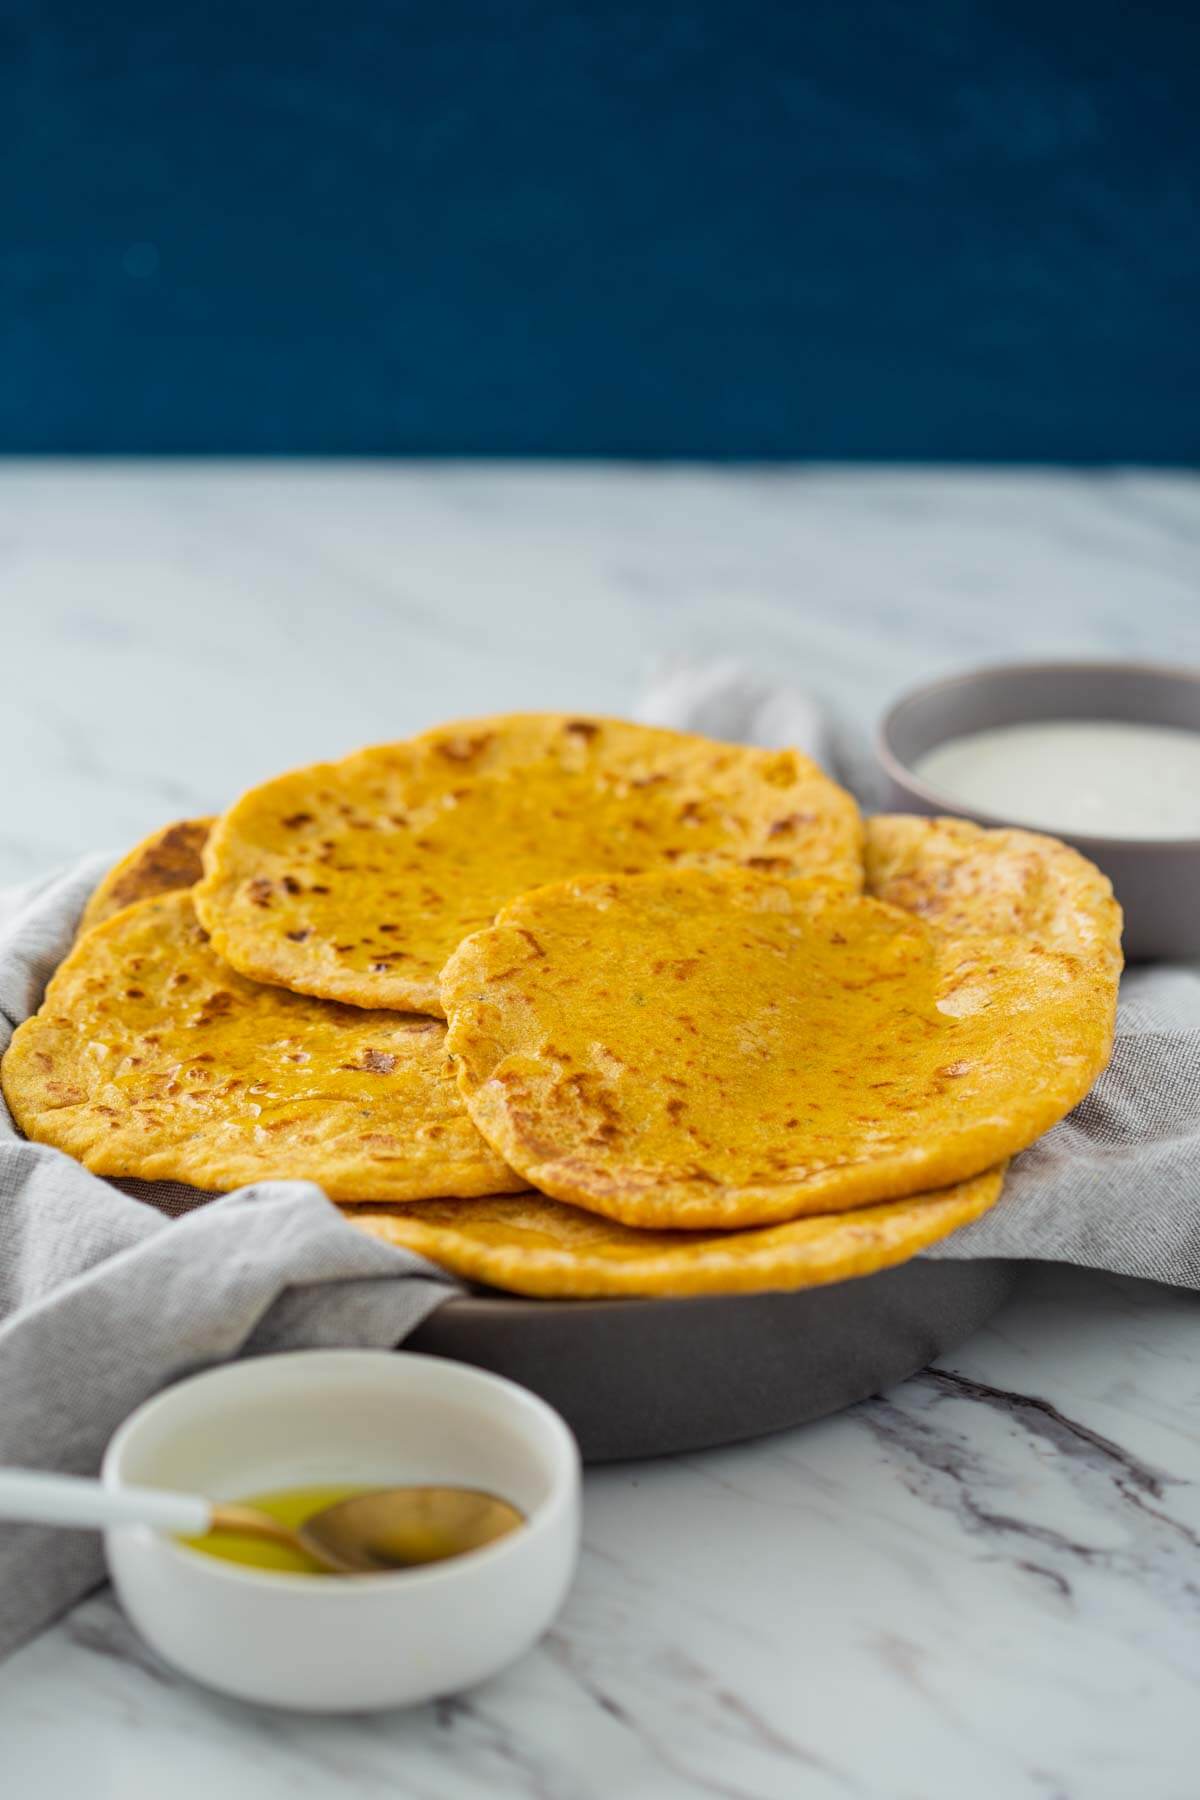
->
(102, 1350), (581, 1712)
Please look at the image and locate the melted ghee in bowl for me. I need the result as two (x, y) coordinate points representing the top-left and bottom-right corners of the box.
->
(179, 1485), (373, 1575)
(178, 1483), (527, 1576)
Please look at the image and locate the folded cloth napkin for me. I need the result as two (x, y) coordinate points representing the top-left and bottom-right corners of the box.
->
(640, 661), (1200, 1287)
(0, 860), (459, 1661)
(4, 667), (1200, 1659)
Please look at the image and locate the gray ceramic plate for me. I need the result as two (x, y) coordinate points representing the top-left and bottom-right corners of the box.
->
(409, 1258), (1017, 1462)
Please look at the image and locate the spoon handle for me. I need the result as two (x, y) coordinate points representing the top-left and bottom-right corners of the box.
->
(0, 1468), (212, 1536)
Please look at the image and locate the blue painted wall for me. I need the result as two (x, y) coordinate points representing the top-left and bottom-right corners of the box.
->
(3, 1), (1198, 459)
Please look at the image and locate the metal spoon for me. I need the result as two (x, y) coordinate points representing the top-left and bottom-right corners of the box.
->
(0, 1469), (524, 1574)
(296, 1486), (525, 1572)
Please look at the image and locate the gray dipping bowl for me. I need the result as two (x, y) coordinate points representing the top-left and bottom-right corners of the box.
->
(878, 660), (1200, 963)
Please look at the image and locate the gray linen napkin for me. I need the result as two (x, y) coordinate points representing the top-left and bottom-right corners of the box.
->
(639, 662), (1200, 1288)
(0, 859), (460, 1661)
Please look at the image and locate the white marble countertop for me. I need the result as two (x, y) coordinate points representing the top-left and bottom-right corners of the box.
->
(1, 464), (1199, 1798)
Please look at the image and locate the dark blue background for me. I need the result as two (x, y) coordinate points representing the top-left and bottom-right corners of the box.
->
(3, 0), (1198, 459)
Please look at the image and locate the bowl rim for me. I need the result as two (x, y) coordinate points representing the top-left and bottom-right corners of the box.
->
(102, 1347), (581, 1596)
(876, 657), (1200, 854)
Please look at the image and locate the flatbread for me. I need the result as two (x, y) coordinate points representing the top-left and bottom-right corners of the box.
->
(80, 818), (214, 933)
(864, 813), (1123, 960)
(440, 822), (1121, 1228)
(194, 714), (863, 1016)
(345, 1169), (1004, 1299)
(2, 890), (522, 1201)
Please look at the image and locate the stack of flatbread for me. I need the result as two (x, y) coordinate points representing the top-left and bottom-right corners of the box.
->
(1, 715), (1122, 1299)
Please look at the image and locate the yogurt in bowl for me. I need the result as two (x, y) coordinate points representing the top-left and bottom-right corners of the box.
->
(911, 719), (1200, 843)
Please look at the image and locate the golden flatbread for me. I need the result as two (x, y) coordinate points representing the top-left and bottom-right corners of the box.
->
(345, 1168), (1004, 1299)
(194, 714), (863, 1016)
(441, 823), (1121, 1228)
(864, 813), (1123, 960)
(2, 890), (522, 1201)
(80, 818), (214, 934)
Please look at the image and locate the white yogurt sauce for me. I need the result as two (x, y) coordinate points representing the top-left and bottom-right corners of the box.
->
(911, 719), (1200, 840)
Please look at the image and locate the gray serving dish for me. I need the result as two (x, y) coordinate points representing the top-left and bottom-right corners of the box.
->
(877, 659), (1200, 962)
(410, 1258), (1017, 1462)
